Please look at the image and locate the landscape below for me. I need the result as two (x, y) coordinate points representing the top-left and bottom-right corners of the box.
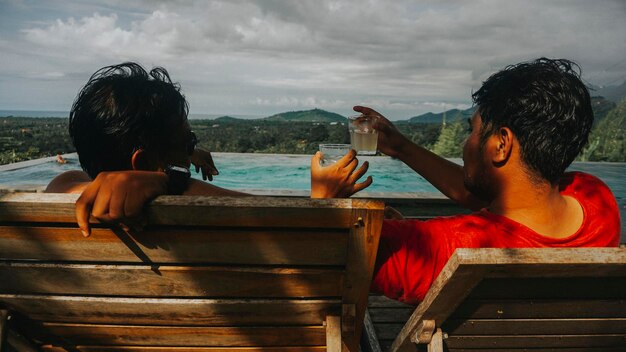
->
(1, 94), (625, 165)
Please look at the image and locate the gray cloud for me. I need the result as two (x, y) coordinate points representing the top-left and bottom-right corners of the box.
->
(1, 0), (625, 119)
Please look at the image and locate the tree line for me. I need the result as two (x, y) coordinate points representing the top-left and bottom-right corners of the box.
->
(1, 99), (624, 165)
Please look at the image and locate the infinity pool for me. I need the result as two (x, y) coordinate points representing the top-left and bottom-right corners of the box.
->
(1, 152), (624, 239)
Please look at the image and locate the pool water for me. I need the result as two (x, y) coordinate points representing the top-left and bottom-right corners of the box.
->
(0, 152), (624, 239)
(0, 152), (624, 195)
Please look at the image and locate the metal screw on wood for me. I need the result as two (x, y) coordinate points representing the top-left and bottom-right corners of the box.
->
(354, 217), (365, 227)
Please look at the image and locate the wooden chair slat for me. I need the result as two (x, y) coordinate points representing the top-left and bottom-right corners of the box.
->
(368, 308), (414, 323)
(373, 323), (405, 341)
(446, 349), (626, 352)
(367, 295), (414, 309)
(25, 323), (326, 347)
(444, 334), (626, 349)
(0, 263), (344, 297)
(450, 299), (626, 319)
(446, 347), (624, 352)
(443, 318), (626, 335)
(469, 277), (626, 299)
(0, 295), (340, 326)
(0, 193), (371, 228)
(41, 346), (328, 352)
(0, 226), (348, 265)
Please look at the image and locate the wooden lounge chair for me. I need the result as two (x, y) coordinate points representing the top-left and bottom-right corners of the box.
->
(373, 247), (626, 351)
(0, 192), (384, 351)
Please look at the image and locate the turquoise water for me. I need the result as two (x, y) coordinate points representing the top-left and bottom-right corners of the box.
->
(207, 153), (443, 194)
(0, 152), (624, 238)
(0, 152), (623, 196)
(0, 152), (624, 195)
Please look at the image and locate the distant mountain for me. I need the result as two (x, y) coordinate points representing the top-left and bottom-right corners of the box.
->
(591, 81), (626, 104)
(401, 97), (615, 125)
(263, 108), (346, 122)
(213, 116), (243, 123)
(591, 96), (616, 122)
(404, 107), (476, 124)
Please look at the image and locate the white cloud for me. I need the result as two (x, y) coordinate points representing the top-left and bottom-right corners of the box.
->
(1, 0), (625, 118)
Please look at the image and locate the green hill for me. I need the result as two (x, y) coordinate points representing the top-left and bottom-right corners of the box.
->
(582, 98), (626, 161)
(404, 97), (613, 125)
(591, 81), (626, 104)
(590, 96), (617, 122)
(405, 107), (476, 124)
(263, 108), (346, 122)
(213, 116), (243, 123)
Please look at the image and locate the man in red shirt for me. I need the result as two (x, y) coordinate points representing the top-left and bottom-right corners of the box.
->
(342, 58), (621, 304)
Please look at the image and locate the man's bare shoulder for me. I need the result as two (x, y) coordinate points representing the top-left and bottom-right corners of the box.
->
(45, 170), (91, 193)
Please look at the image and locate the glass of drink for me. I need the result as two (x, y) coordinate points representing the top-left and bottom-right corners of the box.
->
(348, 115), (378, 155)
(319, 143), (351, 166)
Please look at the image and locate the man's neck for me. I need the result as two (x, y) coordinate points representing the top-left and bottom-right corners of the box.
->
(488, 174), (583, 239)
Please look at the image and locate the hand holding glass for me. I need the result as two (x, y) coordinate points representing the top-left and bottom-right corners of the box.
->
(319, 144), (351, 166)
(349, 115), (378, 155)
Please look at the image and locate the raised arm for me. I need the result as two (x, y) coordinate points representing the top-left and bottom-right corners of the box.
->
(354, 106), (486, 210)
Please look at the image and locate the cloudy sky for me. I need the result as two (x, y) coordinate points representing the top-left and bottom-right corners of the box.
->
(1, 0), (625, 120)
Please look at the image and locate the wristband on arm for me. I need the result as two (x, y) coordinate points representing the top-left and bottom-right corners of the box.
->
(164, 165), (191, 195)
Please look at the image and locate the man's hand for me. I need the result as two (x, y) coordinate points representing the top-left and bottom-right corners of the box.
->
(190, 148), (219, 181)
(75, 171), (168, 237)
(354, 105), (412, 158)
(310, 150), (372, 198)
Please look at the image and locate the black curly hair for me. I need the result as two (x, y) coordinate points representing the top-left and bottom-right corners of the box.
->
(472, 58), (593, 184)
(69, 62), (189, 178)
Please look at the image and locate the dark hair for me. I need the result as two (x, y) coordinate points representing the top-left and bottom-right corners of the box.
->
(69, 62), (189, 178)
(472, 58), (593, 184)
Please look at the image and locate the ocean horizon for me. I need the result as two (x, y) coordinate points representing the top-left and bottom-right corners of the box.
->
(0, 109), (70, 118)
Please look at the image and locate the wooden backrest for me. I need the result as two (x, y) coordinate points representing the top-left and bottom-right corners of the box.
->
(0, 192), (384, 352)
(390, 247), (626, 352)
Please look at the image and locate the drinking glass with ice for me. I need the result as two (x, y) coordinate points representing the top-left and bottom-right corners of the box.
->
(348, 115), (378, 155)
(319, 143), (351, 166)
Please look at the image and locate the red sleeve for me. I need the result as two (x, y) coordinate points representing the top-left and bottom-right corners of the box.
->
(559, 172), (621, 247)
(370, 172), (621, 304)
(370, 219), (455, 305)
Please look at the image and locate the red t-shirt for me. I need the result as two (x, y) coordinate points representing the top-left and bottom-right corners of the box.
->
(371, 172), (621, 304)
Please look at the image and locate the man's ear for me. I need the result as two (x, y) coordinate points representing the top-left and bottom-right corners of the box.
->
(131, 148), (160, 171)
(491, 127), (513, 164)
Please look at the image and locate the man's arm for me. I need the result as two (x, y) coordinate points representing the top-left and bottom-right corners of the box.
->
(45, 170), (92, 194)
(72, 170), (247, 237)
(354, 106), (487, 210)
(67, 150), (370, 237)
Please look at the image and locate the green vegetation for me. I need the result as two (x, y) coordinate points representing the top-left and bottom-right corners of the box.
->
(0, 117), (74, 164)
(581, 98), (626, 162)
(1, 98), (625, 165)
(191, 119), (351, 154)
(431, 121), (468, 158)
(264, 108), (346, 122)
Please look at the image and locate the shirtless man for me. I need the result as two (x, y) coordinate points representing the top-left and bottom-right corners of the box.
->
(46, 62), (372, 236)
